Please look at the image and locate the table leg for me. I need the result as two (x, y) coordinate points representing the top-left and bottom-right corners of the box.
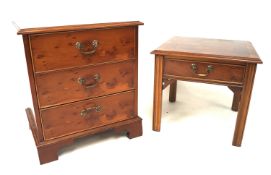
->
(169, 80), (177, 102)
(153, 55), (164, 131)
(232, 64), (257, 146)
(228, 86), (242, 111)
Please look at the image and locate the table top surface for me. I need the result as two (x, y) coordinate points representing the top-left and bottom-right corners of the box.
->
(151, 36), (262, 64)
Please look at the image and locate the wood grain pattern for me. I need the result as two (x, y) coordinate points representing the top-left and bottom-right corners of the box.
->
(37, 139), (73, 164)
(133, 26), (139, 116)
(22, 35), (44, 142)
(30, 27), (136, 72)
(17, 21), (144, 35)
(20, 22), (143, 164)
(152, 36), (262, 64)
(36, 60), (135, 108)
(169, 80), (177, 102)
(26, 108), (40, 144)
(162, 78), (175, 90)
(164, 59), (245, 85)
(233, 64), (257, 146)
(152, 36), (262, 146)
(26, 108), (142, 164)
(153, 55), (164, 131)
(228, 86), (242, 111)
(41, 91), (135, 140)
(42, 116), (142, 145)
(114, 117), (142, 139)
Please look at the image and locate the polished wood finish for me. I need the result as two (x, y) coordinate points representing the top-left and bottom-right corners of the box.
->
(26, 108), (142, 164)
(23, 36), (43, 142)
(152, 36), (262, 146)
(30, 27), (136, 72)
(164, 59), (245, 85)
(18, 21), (143, 35)
(19, 21), (143, 164)
(37, 139), (72, 164)
(26, 108), (40, 144)
(153, 55), (164, 131)
(41, 91), (135, 140)
(162, 78), (175, 90)
(114, 117), (143, 139)
(169, 80), (177, 102)
(161, 78), (177, 102)
(36, 60), (135, 107)
(228, 86), (242, 111)
(133, 27), (139, 116)
(233, 64), (257, 146)
(151, 36), (262, 64)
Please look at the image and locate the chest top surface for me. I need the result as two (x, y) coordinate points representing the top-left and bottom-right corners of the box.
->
(17, 21), (143, 35)
(151, 36), (262, 64)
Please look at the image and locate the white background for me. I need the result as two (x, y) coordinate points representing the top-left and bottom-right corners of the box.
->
(0, 0), (270, 174)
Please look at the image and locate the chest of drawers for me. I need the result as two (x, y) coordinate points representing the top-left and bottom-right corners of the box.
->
(18, 21), (143, 164)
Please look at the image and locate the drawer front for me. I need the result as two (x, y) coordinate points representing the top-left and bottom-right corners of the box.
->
(164, 59), (245, 84)
(36, 60), (135, 108)
(41, 91), (135, 140)
(30, 27), (136, 72)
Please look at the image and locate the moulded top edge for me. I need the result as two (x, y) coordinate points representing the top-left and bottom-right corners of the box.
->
(17, 21), (144, 35)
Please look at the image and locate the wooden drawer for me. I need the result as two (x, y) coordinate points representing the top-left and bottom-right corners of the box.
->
(164, 59), (245, 84)
(30, 27), (136, 72)
(36, 60), (135, 108)
(41, 91), (135, 140)
(19, 21), (143, 164)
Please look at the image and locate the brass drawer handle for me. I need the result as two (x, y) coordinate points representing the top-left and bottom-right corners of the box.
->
(75, 40), (98, 56)
(191, 63), (214, 77)
(80, 105), (102, 117)
(78, 74), (100, 89)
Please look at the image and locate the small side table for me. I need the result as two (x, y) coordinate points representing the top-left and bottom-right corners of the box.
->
(151, 36), (262, 146)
